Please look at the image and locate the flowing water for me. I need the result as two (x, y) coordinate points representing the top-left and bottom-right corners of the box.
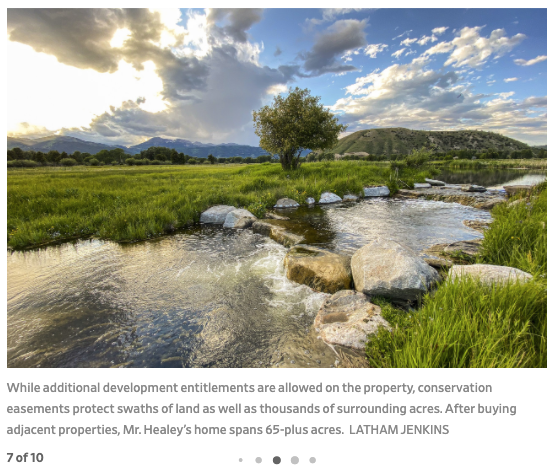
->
(7, 197), (491, 369)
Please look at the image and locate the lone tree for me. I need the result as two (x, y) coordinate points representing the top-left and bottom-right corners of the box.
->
(253, 87), (346, 170)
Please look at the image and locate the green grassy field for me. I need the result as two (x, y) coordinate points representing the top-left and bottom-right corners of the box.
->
(7, 161), (431, 249)
(366, 182), (547, 368)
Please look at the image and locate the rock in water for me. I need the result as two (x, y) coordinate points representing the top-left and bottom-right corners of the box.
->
(284, 245), (352, 294)
(252, 221), (304, 247)
(274, 198), (299, 209)
(463, 220), (490, 233)
(264, 212), (290, 220)
(351, 239), (441, 301)
(364, 186), (390, 197)
(343, 194), (359, 202)
(200, 205), (236, 224)
(223, 209), (257, 229)
(314, 290), (390, 349)
(447, 264), (532, 286)
(414, 183), (432, 189)
(306, 197), (316, 205)
(318, 192), (342, 204)
(425, 178), (446, 186)
(461, 185), (487, 193)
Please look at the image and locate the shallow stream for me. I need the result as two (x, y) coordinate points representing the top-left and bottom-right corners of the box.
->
(7, 169), (546, 368)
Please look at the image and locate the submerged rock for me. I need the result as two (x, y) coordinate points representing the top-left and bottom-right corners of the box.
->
(200, 205), (236, 224)
(342, 194), (359, 202)
(364, 186), (390, 197)
(425, 178), (446, 186)
(414, 183), (432, 189)
(351, 239), (440, 301)
(223, 209), (256, 229)
(265, 212), (290, 221)
(447, 264), (532, 286)
(252, 220), (304, 247)
(319, 192), (342, 204)
(274, 198), (299, 209)
(314, 290), (390, 350)
(284, 245), (352, 294)
(461, 185), (487, 193)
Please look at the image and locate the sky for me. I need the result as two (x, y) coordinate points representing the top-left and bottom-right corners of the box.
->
(6, 8), (547, 146)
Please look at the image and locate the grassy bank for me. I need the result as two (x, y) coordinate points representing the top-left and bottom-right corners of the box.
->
(432, 159), (547, 170)
(7, 161), (431, 250)
(367, 182), (547, 368)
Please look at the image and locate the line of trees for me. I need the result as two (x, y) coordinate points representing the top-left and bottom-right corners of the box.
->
(309, 146), (546, 162)
(7, 146), (277, 168)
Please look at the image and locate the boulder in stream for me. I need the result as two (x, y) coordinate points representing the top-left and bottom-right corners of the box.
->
(461, 185), (487, 193)
(425, 178), (446, 186)
(306, 197), (316, 205)
(200, 205), (236, 224)
(364, 186), (390, 197)
(252, 220), (304, 247)
(343, 194), (359, 202)
(318, 192), (342, 204)
(284, 245), (352, 294)
(314, 290), (390, 350)
(447, 264), (532, 286)
(223, 209), (257, 229)
(351, 239), (441, 301)
(414, 183), (432, 189)
(274, 198), (299, 209)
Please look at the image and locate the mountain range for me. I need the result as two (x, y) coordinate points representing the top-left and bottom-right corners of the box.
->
(7, 135), (269, 158)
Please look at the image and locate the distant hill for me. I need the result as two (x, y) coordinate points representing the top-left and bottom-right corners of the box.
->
(331, 128), (534, 156)
(7, 135), (126, 154)
(7, 135), (271, 158)
(128, 137), (269, 158)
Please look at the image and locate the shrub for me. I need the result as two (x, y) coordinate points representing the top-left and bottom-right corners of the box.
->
(7, 160), (39, 168)
(60, 158), (77, 167)
(125, 158), (136, 166)
(88, 159), (100, 166)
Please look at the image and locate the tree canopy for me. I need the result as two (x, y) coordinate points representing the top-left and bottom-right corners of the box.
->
(253, 87), (347, 170)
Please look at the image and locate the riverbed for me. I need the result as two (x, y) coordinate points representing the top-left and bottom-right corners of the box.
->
(6, 169), (546, 368)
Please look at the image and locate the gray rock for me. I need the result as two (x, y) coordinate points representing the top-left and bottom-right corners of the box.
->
(425, 239), (482, 259)
(414, 183), (432, 189)
(351, 239), (441, 301)
(319, 192), (342, 204)
(223, 209), (257, 229)
(314, 290), (390, 349)
(364, 186), (390, 197)
(461, 185), (487, 193)
(425, 178), (446, 186)
(423, 257), (453, 269)
(200, 205), (236, 224)
(447, 264), (532, 286)
(274, 198), (299, 209)
(234, 217), (256, 229)
(504, 185), (533, 197)
(343, 194), (359, 202)
(463, 220), (490, 233)
(306, 197), (316, 205)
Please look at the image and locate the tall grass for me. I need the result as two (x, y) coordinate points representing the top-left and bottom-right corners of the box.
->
(7, 162), (431, 249)
(367, 182), (547, 368)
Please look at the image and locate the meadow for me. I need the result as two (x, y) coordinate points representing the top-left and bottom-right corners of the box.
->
(367, 182), (547, 368)
(7, 161), (432, 250)
(432, 158), (547, 170)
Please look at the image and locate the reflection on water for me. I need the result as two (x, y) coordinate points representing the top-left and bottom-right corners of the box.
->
(7, 198), (490, 368)
(437, 169), (546, 188)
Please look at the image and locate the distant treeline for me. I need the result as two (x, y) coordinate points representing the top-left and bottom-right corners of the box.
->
(7, 146), (276, 168)
(311, 146), (546, 162)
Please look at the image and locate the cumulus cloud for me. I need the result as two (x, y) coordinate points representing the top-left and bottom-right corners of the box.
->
(364, 43), (388, 58)
(305, 8), (365, 28)
(422, 26), (526, 69)
(431, 26), (449, 35)
(300, 19), (367, 76)
(514, 55), (547, 66)
(417, 35), (438, 46)
(8, 8), (294, 145)
(331, 55), (546, 144)
(391, 48), (406, 59)
(400, 37), (418, 46)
